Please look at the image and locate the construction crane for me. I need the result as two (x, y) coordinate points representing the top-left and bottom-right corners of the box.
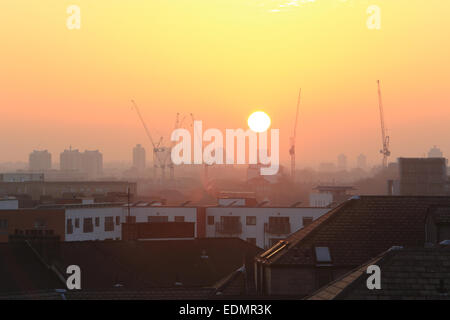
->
(377, 80), (391, 168)
(131, 100), (168, 182)
(289, 88), (301, 180)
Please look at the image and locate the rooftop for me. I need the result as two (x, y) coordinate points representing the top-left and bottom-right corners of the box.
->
(308, 246), (450, 300)
(0, 243), (62, 294)
(35, 202), (126, 209)
(0, 238), (262, 297)
(256, 196), (450, 266)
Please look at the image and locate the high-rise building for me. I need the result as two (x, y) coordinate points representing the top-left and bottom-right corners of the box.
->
(60, 148), (83, 171)
(133, 144), (146, 172)
(60, 148), (103, 179)
(337, 154), (347, 171)
(428, 146), (444, 158)
(356, 154), (367, 170)
(29, 150), (51, 171)
(82, 150), (103, 179)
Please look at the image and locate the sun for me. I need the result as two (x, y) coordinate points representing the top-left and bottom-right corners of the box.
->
(248, 111), (271, 133)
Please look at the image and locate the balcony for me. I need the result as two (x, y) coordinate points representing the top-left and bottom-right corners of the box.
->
(264, 222), (291, 235)
(215, 221), (242, 235)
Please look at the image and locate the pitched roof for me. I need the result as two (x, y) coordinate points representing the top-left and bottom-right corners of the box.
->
(308, 246), (450, 300)
(51, 238), (262, 290)
(256, 196), (450, 266)
(0, 243), (63, 294)
(0, 238), (261, 296)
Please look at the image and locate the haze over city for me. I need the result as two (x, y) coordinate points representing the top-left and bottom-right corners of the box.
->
(2, 0), (450, 305)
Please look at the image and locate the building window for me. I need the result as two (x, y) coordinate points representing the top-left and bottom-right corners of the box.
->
(105, 217), (114, 232)
(315, 247), (332, 263)
(246, 216), (256, 226)
(67, 219), (73, 234)
(174, 216), (185, 222)
(303, 217), (313, 227)
(148, 216), (168, 223)
(0, 219), (8, 229)
(83, 218), (93, 233)
(266, 217), (290, 234)
(207, 216), (214, 225)
(75, 218), (80, 228)
(247, 238), (256, 245)
(34, 219), (47, 229)
(116, 216), (121, 226)
(216, 216), (241, 234)
(95, 217), (100, 227)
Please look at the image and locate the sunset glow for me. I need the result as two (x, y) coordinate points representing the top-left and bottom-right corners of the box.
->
(0, 1), (449, 167)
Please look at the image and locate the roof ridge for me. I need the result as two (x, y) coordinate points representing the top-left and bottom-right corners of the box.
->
(307, 248), (394, 300)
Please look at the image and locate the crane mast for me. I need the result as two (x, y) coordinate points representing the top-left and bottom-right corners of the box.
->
(131, 100), (167, 182)
(289, 88), (301, 180)
(377, 80), (391, 168)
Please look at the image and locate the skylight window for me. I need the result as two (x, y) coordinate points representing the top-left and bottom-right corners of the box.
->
(315, 247), (331, 263)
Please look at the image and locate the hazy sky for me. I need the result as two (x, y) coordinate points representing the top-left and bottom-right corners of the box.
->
(0, 0), (449, 168)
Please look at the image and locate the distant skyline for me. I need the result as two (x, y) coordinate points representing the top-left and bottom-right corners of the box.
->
(0, 146), (444, 172)
(1, 1), (449, 166)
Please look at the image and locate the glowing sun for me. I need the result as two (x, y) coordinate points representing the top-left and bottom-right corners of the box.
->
(248, 111), (271, 133)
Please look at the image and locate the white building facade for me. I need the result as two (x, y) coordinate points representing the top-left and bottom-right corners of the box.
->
(61, 203), (330, 248)
(205, 206), (328, 249)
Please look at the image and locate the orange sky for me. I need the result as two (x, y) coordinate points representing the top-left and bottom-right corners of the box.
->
(0, 0), (449, 168)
